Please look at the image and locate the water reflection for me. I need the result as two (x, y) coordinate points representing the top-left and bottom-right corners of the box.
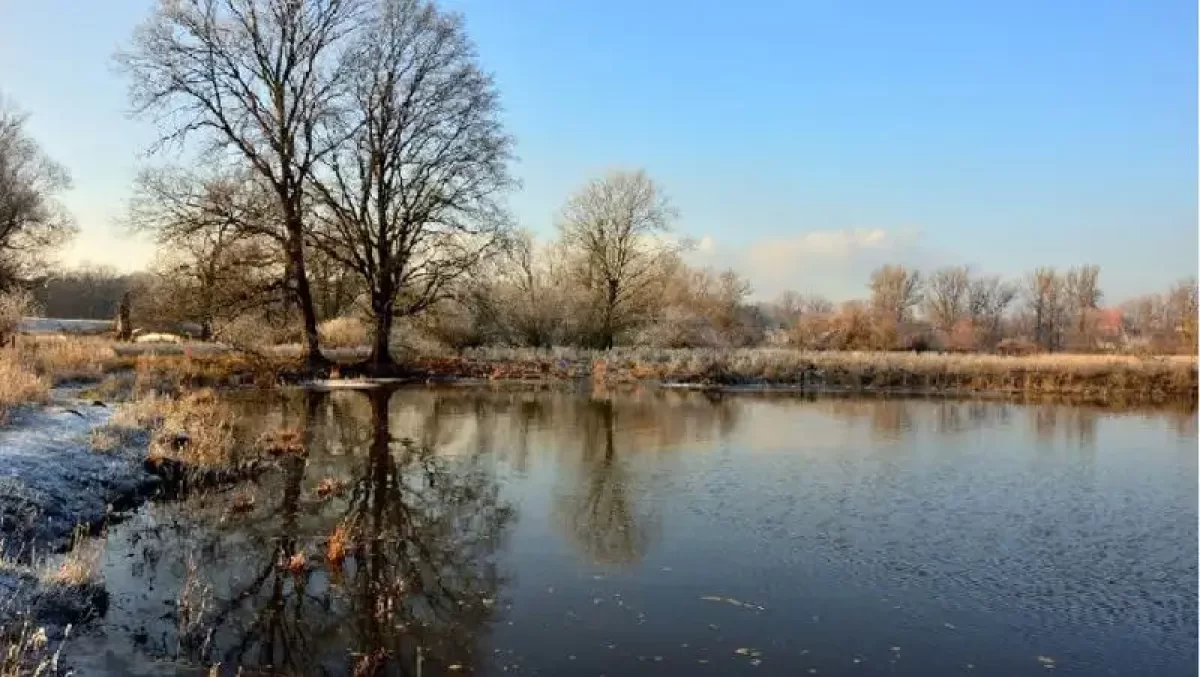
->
(75, 387), (1196, 677)
(557, 399), (655, 566)
(99, 388), (513, 675)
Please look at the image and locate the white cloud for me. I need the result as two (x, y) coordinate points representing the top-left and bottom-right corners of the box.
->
(689, 227), (933, 301)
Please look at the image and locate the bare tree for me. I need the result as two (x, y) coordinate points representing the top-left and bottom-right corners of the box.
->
(119, 0), (362, 367)
(967, 274), (1016, 348)
(923, 266), (971, 333)
(492, 232), (568, 347)
(559, 170), (682, 349)
(309, 0), (514, 368)
(869, 264), (922, 326)
(1024, 267), (1065, 350)
(1064, 264), (1102, 348)
(0, 95), (76, 287)
(131, 169), (286, 339)
(1166, 277), (1198, 353)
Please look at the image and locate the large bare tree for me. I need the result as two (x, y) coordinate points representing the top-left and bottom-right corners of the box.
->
(0, 96), (75, 287)
(310, 0), (514, 368)
(558, 169), (682, 349)
(119, 0), (362, 367)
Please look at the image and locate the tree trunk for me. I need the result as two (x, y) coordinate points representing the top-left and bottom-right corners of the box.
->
(370, 304), (394, 370)
(283, 218), (326, 370)
(603, 280), (619, 350)
(115, 292), (133, 341)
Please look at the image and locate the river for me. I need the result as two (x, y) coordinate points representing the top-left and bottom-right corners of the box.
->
(70, 387), (1197, 676)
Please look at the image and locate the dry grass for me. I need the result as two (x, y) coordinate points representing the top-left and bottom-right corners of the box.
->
(0, 351), (50, 419)
(111, 389), (238, 468)
(42, 532), (103, 589)
(458, 346), (1198, 402)
(87, 425), (142, 454)
(131, 350), (296, 393)
(11, 336), (132, 385)
(319, 316), (370, 349)
(1, 618), (67, 677)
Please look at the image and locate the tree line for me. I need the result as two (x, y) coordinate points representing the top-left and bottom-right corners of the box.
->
(0, 0), (1194, 360)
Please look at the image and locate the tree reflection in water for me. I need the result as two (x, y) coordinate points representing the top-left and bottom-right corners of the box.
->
(144, 387), (513, 676)
(557, 399), (657, 567)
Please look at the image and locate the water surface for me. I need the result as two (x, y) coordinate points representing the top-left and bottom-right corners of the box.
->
(74, 388), (1197, 676)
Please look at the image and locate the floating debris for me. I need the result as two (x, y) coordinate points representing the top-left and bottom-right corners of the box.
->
(749, 659), (762, 667)
(700, 595), (766, 611)
(448, 665), (463, 671)
(736, 648), (751, 655)
(943, 622), (957, 630)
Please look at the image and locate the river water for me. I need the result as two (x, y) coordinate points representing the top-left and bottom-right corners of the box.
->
(71, 387), (1197, 676)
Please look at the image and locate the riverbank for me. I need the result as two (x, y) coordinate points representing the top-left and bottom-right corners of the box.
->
(0, 382), (301, 672)
(4, 337), (1196, 408)
(399, 348), (1199, 404)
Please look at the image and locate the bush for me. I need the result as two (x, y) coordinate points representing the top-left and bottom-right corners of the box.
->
(0, 349), (49, 417)
(213, 314), (300, 349)
(0, 289), (38, 344)
(318, 316), (370, 349)
(995, 337), (1038, 356)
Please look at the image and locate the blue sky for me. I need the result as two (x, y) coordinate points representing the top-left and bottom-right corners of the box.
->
(0, 0), (1194, 301)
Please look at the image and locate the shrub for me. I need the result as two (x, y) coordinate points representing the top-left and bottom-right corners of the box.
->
(995, 337), (1038, 356)
(0, 350), (49, 418)
(0, 290), (37, 345)
(318, 316), (370, 349)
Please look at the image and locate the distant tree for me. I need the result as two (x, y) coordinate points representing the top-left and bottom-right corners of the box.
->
(1064, 264), (1102, 349)
(119, 0), (361, 367)
(1166, 277), (1198, 353)
(131, 169), (285, 339)
(558, 170), (683, 349)
(967, 274), (1016, 348)
(309, 0), (515, 368)
(869, 264), (922, 326)
(0, 95), (75, 287)
(923, 266), (971, 334)
(1024, 267), (1065, 350)
(493, 232), (570, 347)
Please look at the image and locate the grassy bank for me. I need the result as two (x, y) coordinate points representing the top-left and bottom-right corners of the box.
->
(5, 334), (1197, 406)
(457, 347), (1198, 403)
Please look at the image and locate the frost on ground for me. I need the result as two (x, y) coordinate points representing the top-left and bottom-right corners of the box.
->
(0, 397), (156, 636)
(0, 400), (156, 559)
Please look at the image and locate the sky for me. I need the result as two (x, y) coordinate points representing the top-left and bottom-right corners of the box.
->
(0, 0), (1195, 302)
